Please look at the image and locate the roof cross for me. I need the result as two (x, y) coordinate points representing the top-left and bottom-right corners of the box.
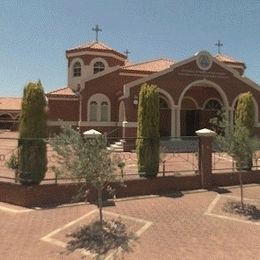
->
(124, 49), (131, 58)
(92, 25), (102, 42)
(215, 40), (223, 54)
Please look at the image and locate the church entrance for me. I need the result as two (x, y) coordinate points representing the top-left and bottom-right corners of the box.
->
(181, 110), (200, 136)
(159, 96), (171, 137)
(180, 84), (225, 136)
(180, 97), (199, 136)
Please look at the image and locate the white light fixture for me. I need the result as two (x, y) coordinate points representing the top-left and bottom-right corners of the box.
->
(133, 96), (138, 105)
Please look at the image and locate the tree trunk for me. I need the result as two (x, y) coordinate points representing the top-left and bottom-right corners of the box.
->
(238, 172), (244, 210)
(97, 188), (103, 229)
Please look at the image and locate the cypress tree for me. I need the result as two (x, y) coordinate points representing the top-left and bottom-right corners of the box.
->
(235, 92), (255, 137)
(136, 83), (160, 177)
(18, 81), (48, 184)
(234, 92), (255, 170)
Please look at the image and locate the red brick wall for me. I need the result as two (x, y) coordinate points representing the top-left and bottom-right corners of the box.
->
(0, 175), (200, 207)
(81, 71), (141, 122)
(212, 171), (260, 187)
(1, 171), (259, 208)
(48, 99), (79, 121)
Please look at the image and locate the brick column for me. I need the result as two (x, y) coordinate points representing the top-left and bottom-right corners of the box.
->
(196, 128), (216, 189)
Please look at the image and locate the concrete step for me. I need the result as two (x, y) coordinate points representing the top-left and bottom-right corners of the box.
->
(108, 140), (124, 152)
(110, 144), (121, 148)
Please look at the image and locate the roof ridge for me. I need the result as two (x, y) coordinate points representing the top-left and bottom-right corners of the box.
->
(47, 86), (69, 94)
(214, 53), (244, 63)
(92, 41), (113, 49)
(67, 41), (126, 56)
(0, 97), (21, 99)
(123, 58), (175, 68)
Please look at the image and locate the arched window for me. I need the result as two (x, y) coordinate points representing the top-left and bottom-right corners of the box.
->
(88, 94), (110, 122)
(73, 62), (81, 77)
(159, 97), (169, 109)
(93, 61), (105, 74)
(204, 99), (222, 111)
(101, 102), (108, 121)
(89, 101), (98, 121)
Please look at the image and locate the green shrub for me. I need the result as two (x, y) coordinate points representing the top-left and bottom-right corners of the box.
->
(18, 81), (48, 185)
(6, 152), (18, 170)
(136, 83), (160, 177)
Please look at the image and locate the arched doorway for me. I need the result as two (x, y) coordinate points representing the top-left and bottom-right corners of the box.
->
(178, 80), (228, 136)
(180, 97), (200, 136)
(159, 96), (171, 137)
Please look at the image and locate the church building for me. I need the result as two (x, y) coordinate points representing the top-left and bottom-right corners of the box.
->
(46, 38), (260, 140)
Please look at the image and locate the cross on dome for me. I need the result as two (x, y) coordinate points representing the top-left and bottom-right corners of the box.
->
(215, 40), (223, 54)
(124, 49), (131, 58)
(92, 24), (102, 42)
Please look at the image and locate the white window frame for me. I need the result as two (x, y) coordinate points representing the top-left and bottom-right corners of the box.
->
(90, 57), (108, 75)
(70, 58), (84, 78)
(73, 62), (81, 77)
(203, 98), (223, 110)
(89, 101), (98, 121)
(87, 94), (111, 122)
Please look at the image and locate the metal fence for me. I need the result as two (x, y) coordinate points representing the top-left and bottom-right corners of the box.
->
(0, 131), (199, 184)
(211, 140), (260, 173)
(108, 136), (199, 179)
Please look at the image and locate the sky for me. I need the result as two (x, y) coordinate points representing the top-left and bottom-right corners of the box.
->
(0, 0), (259, 97)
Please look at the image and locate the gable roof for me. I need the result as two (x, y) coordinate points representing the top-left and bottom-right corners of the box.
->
(121, 58), (175, 73)
(0, 97), (21, 111)
(66, 41), (127, 59)
(123, 51), (259, 98)
(214, 53), (246, 68)
(46, 87), (77, 98)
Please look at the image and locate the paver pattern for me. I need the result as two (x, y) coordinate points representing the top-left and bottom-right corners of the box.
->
(0, 185), (259, 259)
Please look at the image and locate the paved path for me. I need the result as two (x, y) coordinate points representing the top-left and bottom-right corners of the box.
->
(0, 184), (259, 259)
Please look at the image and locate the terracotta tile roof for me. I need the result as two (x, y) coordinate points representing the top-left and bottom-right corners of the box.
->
(214, 54), (245, 65)
(121, 58), (175, 73)
(0, 97), (21, 111)
(66, 41), (127, 59)
(67, 41), (112, 51)
(46, 87), (77, 98)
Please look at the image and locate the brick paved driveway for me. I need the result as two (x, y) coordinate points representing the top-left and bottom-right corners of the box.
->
(0, 184), (259, 259)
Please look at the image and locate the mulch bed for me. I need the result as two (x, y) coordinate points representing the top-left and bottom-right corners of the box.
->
(211, 196), (260, 223)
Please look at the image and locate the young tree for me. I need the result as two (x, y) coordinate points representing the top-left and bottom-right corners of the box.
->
(50, 125), (120, 228)
(136, 83), (160, 177)
(235, 92), (255, 170)
(18, 81), (48, 184)
(213, 92), (257, 209)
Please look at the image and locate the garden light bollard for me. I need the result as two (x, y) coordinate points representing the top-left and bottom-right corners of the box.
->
(122, 121), (128, 140)
(122, 121), (128, 151)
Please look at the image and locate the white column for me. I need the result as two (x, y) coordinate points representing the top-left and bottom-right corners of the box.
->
(171, 107), (176, 136)
(176, 107), (181, 137)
